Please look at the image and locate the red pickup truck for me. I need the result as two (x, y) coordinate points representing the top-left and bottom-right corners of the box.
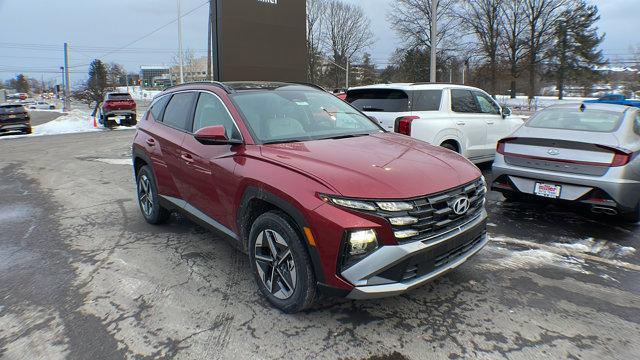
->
(99, 92), (137, 129)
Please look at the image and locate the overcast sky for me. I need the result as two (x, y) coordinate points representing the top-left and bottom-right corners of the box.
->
(0, 0), (637, 84)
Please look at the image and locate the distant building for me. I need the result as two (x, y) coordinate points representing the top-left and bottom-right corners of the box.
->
(170, 57), (209, 83)
(140, 66), (171, 88)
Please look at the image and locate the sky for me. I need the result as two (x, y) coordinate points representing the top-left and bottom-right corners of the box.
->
(0, 0), (637, 85)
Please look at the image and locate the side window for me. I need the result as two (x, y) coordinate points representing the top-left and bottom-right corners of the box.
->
(192, 92), (241, 139)
(411, 90), (442, 111)
(149, 95), (170, 122)
(162, 92), (197, 131)
(473, 91), (501, 115)
(451, 89), (480, 113)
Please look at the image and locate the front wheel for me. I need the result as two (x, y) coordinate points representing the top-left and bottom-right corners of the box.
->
(248, 211), (317, 313)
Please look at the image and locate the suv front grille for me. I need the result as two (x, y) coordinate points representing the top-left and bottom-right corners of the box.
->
(376, 178), (486, 244)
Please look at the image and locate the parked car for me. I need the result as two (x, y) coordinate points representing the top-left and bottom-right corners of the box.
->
(0, 103), (31, 134)
(584, 94), (640, 108)
(99, 92), (137, 128)
(28, 101), (56, 110)
(132, 82), (488, 312)
(492, 103), (640, 222)
(346, 84), (524, 164)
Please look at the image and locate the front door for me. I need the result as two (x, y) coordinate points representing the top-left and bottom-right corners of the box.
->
(179, 91), (244, 231)
(471, 90), (506, 157)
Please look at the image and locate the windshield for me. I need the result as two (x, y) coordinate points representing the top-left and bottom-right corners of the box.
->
(526, 108), (624, 133)
(231, 90), (383, 144)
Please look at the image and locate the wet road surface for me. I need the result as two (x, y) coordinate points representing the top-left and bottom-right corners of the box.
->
(0, 130), (638, 359)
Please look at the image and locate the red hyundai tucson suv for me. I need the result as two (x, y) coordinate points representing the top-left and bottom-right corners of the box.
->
(132, 82), (488, 313)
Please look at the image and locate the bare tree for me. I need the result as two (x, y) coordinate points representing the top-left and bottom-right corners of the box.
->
(501, 0), (528, 98)
(523, 0), (568, 98)
(323, 0), (374, 88)
(107, 62), (126, 88)
(388, 0), (459, 51)
(460, 0), (504, 95)
(307, 0), (327, 83)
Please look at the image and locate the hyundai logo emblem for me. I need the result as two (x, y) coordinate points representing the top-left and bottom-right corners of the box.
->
(452, 197), (470, 215)
(548, 148), (560, 156)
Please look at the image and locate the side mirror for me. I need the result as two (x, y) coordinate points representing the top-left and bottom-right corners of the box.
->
(194, 125), (241, 145)
(501, 107), (512, 118)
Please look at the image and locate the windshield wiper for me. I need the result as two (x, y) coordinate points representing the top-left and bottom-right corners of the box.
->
(262, 139), (305, 145)
(319, 133), (371, 140)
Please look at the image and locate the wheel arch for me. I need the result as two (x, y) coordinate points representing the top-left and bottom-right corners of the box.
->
(237, 186), (325, 283)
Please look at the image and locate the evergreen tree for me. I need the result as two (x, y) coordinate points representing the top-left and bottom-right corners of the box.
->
(87, 59), (109, 105)
(551, 0), (605, 99)
(15, 74), (30, 93)
(359, 53), (379, 85)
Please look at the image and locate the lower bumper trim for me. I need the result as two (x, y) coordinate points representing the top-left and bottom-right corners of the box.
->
(345, 233), (488, 299)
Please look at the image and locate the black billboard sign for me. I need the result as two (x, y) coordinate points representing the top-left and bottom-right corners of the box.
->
(212, 0), (307, 82)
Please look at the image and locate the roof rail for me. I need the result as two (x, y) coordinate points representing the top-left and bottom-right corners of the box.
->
(163, 81), (234, 93)
(410, 82), (458, 86)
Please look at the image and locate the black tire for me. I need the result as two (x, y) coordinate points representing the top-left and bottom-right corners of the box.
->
(248, 211), (317, 313)
(24, 127), (32, 135)
(126, 115), (137, 127)
(440, 142), (458, 153)
(136, 165), (171, 225)
(622, 203), (640, 223)
(502, 191), (524, 202)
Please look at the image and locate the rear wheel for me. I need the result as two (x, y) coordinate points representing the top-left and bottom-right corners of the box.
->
(248, 211), (317, 313)
(440, 142), (458, 153)
(136, 165), (171, 224)
(622, 203), (640, 223)
(24, 127), (32, 135)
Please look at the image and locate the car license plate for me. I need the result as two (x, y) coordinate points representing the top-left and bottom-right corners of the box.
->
(8, 115), (16, 119)
(534, 182), (561, 198)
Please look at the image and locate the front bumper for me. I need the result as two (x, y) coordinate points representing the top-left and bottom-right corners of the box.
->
(344, 210), (488, 299)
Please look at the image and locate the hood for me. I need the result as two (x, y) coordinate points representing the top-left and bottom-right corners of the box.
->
(260, 132), (480, 199)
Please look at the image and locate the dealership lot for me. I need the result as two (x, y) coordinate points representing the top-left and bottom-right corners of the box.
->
(1, 129), (638, 359)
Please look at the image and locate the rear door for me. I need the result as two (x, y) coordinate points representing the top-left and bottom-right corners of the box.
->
(153, 92), (198, 200)
(346, 88), (410, 131)
(450, 89), (487, 159)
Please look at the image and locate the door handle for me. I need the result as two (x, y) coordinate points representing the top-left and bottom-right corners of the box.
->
(181, 153), (195, 164)
(146, 138), (156, 146)
(486, 122), (495, 125)
(456, 122), (466, 126)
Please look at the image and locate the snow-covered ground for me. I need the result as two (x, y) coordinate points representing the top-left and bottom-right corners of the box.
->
(116, 86), (161, 101)
(497, 95), (596, 111)
(0, 109), (134, 140)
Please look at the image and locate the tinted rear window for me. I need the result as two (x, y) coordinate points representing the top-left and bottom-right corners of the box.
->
(411, 90), (442, 111)
(527, 108), (624, 133)
(107, 93), (132, 100)
(149, 95), (170, 121)
(346, 89), (409, 112)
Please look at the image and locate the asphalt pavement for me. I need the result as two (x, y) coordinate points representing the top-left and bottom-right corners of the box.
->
(0, 130), (638, 360)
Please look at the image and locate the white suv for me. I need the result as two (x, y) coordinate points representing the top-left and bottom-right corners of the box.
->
(346, 83), (523, 164)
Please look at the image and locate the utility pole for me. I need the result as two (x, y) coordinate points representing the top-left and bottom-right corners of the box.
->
(430, 0), (438, 83)
(177, 0), (185, 84)
(207, 0), (214, 81)
(346, 60), (349, 90)
(63, 43), (71, 111)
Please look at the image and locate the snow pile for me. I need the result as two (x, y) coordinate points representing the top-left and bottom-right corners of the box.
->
(32, 109), (100, 136)
(551, 238), (636, 259)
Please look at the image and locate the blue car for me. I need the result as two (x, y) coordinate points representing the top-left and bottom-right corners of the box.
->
(583, 94), (640, 108)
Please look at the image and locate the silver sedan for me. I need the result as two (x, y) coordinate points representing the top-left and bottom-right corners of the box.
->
(491, 103), (640, 222)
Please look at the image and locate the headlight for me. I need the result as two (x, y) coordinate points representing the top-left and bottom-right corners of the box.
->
(320, 195), (377, 211)
(347, 229), (378, 256)
(377, 201), (414, 211)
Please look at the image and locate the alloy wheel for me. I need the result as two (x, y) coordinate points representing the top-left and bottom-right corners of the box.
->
(138, 174), (153, 217)
(254, 229), (297, 300)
